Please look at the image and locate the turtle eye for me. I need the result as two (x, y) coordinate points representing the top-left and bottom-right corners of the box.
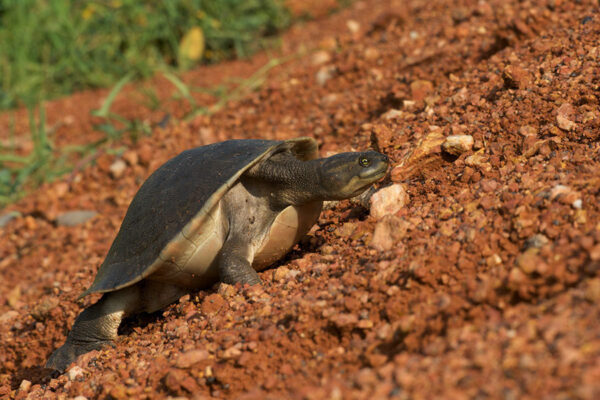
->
(359, 157), (371, 167)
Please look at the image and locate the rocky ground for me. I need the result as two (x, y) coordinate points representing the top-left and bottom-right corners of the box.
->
(1, 0), (600, 398)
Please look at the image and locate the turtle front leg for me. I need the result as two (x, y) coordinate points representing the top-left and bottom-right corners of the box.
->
(218, 238), (261, 286)
(46, 285), (141, 372)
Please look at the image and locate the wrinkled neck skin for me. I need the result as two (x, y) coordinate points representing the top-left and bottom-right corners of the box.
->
(245, 152), (328, 208)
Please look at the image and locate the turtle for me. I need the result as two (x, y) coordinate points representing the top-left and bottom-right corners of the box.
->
(45, 137), (388, 371)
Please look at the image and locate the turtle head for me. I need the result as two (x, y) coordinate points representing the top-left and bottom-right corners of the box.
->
(317, 151), (389, 200)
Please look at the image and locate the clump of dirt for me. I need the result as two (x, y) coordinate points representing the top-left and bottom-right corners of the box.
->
(1, 0), (600, 399)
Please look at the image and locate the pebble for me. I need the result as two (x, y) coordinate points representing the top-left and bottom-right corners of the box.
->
(55, 210), (98, 227)
(0, 311), (19, 324)
(346, 20), (360, 34)
(0, 211), (20, 228)
(381, 109), (403, 120)
(549, 185), (580, 206)
(556, 103), (577, 131)
(200, 293), (228, 315)
(31, 297), (59, 321)
(223, 344), (242, 359)
(175, 349), (209, 368)
(524, 234), (550, 250)
(311, 50), (331, 66)
(109, 158), (127, 179)
(584, 279), (600, 302)
(122, 150), (139, 166)
(410, 80), (434, 101)
(18, 379), (31, 393)
(67, 366), (84, 381)
(316, 65), (336, 86)
(516, 250), (542, 274)
(442, 135), (474, 156)
(369, 184), (409, 219)
(370, 215), (407, 251)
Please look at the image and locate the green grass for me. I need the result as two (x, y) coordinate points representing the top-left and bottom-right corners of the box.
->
(0, 0), (291, 109)
(0, 53), (295, 208)
(0, 0), (294, 207)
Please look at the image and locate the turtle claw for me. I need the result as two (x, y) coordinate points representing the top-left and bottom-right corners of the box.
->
(45, 339), (111, 372)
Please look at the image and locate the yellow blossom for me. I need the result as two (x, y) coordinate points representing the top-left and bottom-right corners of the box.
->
(81, 4), (96, 20)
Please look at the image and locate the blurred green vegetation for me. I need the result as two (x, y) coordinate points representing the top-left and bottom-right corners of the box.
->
(0, 0), (291, 109)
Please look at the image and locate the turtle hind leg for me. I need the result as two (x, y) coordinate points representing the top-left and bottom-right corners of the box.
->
(45, 285), (142, 372)
(218, 238), (261, 286)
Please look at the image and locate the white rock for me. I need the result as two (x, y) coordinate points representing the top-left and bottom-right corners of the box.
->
(346, 20), (360, 34)
(311, 50), (331, 66)
(381, 109), (403, 120)
(316, 65), (336, 86)
(18, 379), (31, 392)
(442, 135), (474, 156)
(109, 158), (127, 179)
(369, 184), (409, 219)
(67, 365), (84, 381)
(55, 210), (97, 227)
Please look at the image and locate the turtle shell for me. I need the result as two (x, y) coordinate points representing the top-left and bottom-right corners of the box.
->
(80, 137), (319, 298)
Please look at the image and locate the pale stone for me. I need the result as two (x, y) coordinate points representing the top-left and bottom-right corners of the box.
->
(370, 184), (409, 219)
(442, 135), (474, 156)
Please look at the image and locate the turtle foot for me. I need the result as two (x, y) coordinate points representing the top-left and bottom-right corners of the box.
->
(45, 339), (112, 372)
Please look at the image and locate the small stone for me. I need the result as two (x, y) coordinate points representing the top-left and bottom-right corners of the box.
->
(549, 185), (580, 205)
(502, 65), (530, 89)
(572, 199), (583, 209)
(31, 297), (59, 321)
(465, 153), (492, 171)
(109, 158), (127, 179)
(330, 313), (358, 328)
(508, 267), (527, 284)
(73, 396), (88, 400)
(589, 244), (600, 261)
(122, 150), (139, 166)
(137, 143), (154, 166)
(176, 349), (209, 368)
(519, 125), (537, 137)
(217, 283), (236, 299)
(55, 210), (97, 227)
(370, 184), (409, 219)
(164, 369), (199, 393)
(273, 266), (291, 282)
(381, 109), (403, 120)
(18, 379), (31, 393)
(556, 103), (577, 131)
(200, 293), (228, 315)
(311, 50), (331, 66)
(0, 211), (20, 228)
(442, 135), (474, 156)
(346, 20), (360, 34)
(0, 311), (19, 324)
(223, 345), (242, 359)
(316, 65), (336, 86)
(516, 249), (542, 274)
(364, 47), (380, 61)
(67, 366), (84, 381)
(370, 215), (408, 251)
(524, 234), (550, 250)
(410, 80), (434, 101)
(584, 279), (600, 302)
(357, 319), (374, 329)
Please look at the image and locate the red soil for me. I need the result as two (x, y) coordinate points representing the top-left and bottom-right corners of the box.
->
(1, 0), (600, 398)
